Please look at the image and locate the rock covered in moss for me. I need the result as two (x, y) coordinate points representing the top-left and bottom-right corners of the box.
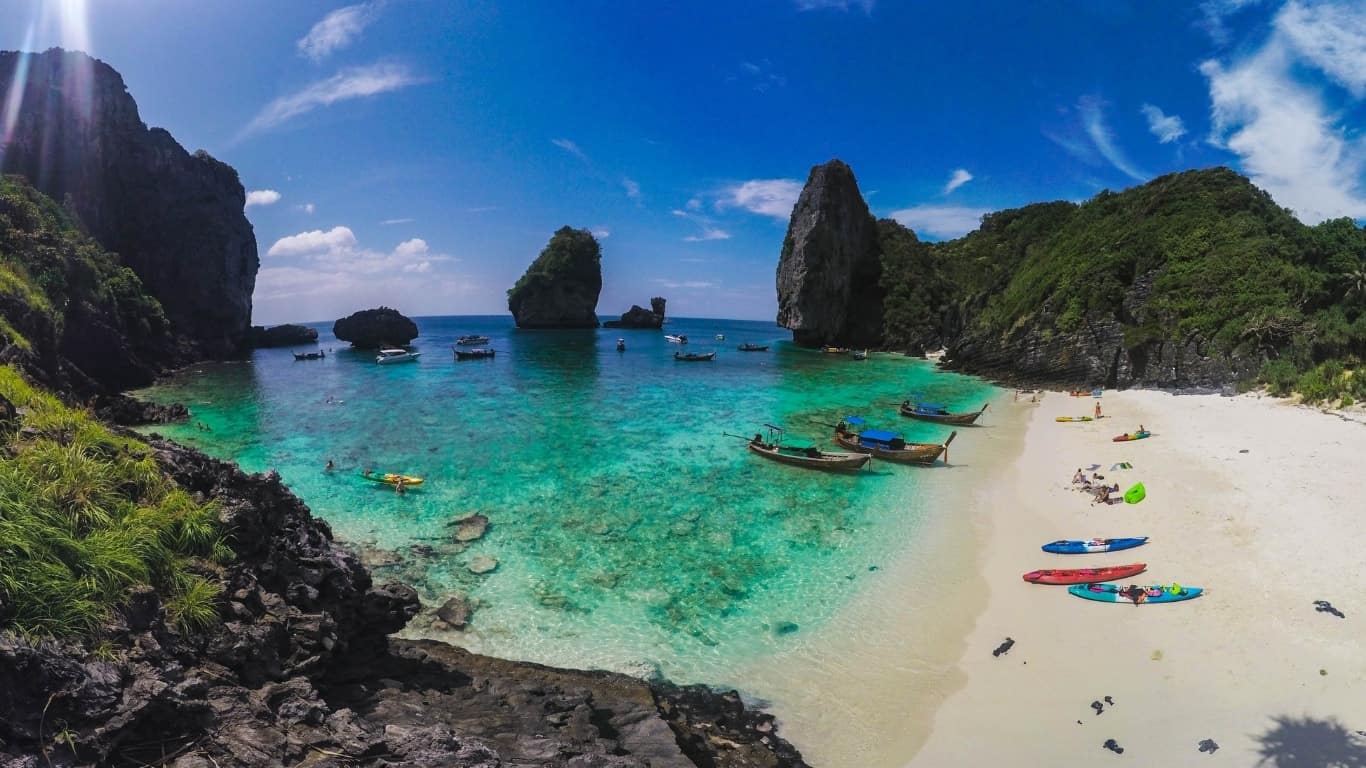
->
(508, 227), (602, 328)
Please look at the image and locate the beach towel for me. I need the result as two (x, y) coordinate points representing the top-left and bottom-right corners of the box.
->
(1110, 462), (1133, 470)
(1086, 464), (1101, 471)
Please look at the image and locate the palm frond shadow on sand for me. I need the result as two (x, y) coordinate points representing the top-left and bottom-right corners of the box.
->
(1257, 715), (1366, 768)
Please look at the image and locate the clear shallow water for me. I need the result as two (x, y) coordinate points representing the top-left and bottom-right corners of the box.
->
(136, 316), (997, 685)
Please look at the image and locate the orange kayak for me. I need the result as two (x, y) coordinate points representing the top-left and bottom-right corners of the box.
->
(1022, 563), (1147, 585)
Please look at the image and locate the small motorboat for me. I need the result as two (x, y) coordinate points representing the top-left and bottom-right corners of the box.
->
(454, 347), (495, 361)
(674, 351), (716, 361)
(737, 343), (769, 352)
(376, 348), (420, 365)
(715, 333), (726, 341)
(666, 334), (689, 344)
(616, 338), (626, 352)
(455, 335), (490, 345)
(821, 346), (849, 354)
(293, 350), (325, 361)
(851, 349), (868, 360)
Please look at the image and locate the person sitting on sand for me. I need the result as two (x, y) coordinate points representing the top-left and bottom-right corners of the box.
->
(1073, 468), (1086, 484)
(1092, 486), (1111, 505)
(1139, 423), (1146, 433)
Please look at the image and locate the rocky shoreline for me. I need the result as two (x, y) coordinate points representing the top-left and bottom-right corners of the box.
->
(0, 432), (808, 767)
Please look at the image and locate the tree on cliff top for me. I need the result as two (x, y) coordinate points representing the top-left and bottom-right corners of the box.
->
(507, 226), (602, 316)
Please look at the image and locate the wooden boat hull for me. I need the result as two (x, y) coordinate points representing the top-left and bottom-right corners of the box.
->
(900, 402), (988, 425)
(747, 442), (869, 471)
(833, 430), (955, 465)
(454, 350), (495, 360)
(737, 345), (768, 352)
(674, 352), (715, 361)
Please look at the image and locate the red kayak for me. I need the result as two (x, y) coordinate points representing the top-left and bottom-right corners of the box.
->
(1022, 563), (1147, 585)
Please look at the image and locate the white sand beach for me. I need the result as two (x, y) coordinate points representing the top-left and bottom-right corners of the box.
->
(910, 390), (1366, 767)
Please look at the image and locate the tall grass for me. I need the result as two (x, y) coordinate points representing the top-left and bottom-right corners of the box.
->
(0, 366), (227, 639)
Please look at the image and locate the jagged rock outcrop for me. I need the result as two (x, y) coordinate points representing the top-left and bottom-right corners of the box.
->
(246, 324), (318, 348)
(604, 297), (666, 329)
(91, 393), (190, 426)
(332, 307), (418, 348)
(776, 159), (883, 347)
(0, 49), (258, 357)
(508, 227), (603, 328)
(0, 436), (808, 767)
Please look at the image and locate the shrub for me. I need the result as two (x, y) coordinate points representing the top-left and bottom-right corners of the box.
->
(1259, 359), (1299, 397)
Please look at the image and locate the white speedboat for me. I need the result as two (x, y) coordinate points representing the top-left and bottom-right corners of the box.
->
(616, 338), (626, 351)
(376, 348), (421, 364)
(665, 334), (688, 344)
(455, 335), (490, 345)
(714, 333), (726, 341)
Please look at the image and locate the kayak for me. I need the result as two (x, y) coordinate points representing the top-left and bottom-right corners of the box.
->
(1042, 536), (1148, 554)
(1068, 583), (1203, 605)
(1124, 483), (1146, 504)
(1023, 563), (1147, 585)
(1112, 431), (1151, 442)
(1056, 416), (1093, 423)
(359, 471), (424, 487)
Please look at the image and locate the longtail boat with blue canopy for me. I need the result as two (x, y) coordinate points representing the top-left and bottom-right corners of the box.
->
(833, 417), (956, 465)
(899, 399), (989, 426)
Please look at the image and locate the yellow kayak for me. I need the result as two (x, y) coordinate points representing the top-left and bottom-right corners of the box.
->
(359, 471), (424, 486)
(1056, 416), (1093, 423)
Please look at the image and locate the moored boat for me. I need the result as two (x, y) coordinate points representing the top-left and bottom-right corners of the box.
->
(833, 417), (955, 464)
(455, 335), (490, 345)
(734, 424), (870, 472)
(1068, 582), (1203, 605)
(665, 334), (689, 344)
(1023, 563), (1147, 585)
(454, 347), (495, 360)
(821, 346), (849, 354)
(851, 349), (868, 360)
(715, 333), (726, 341)
(737, 343), (769, 352)
(900, 400), (989, 425)
(616, 338), (626, 352)
(359, 470), (424, 487)
(376, 348), (420, 364)
(293, 350), (325, 361)
(674, 351), (716, 361)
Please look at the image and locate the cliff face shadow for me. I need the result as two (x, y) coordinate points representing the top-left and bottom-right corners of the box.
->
(1256, 715), (1366, 768)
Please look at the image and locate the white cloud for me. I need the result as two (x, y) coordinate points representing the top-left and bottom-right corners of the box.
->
(622, 177), (641, 200)
(686, 197), (702, 211)
(245, 189), (282, 207)
(298, 203), (317, 215)
(267, 226), (359, 258)
(683, 228), (731, 242)
(1077, 97), (1148, 181)
(1275, 0), (1366, 96)
(888, 205), (989, 239)
(381, 217), (413, 225)
(795, 0), (874, 12)
(1201, 0), (1366, 223)
(592, 228), (611, 239)
(943, 168), (973, 194)
(1139, 104), (1188, 143)
(297, 2), (383, 61)
(1198, 0), (1262, 44)
(241, 62), (421, 137)
(737, 59), (787, 92)
(551, 138), (589, 162)
(655, 279), (717, 289)
(718, 178), (804, 219)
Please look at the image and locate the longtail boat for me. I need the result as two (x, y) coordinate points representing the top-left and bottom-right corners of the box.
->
(737, 343), (769, 352)
(821, 346), (849, 354)
(453, 348), (495, 360)
(833, 417), (956, 464)
(899, 400), (989, 426)
(674, 351), (716, 361)
(737, 425), (869, 472)
(293, 350), (325, 361)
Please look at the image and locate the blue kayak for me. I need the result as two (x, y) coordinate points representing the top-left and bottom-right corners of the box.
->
(1042, 536), (1148, 554)
(1068, 583), (1203, 604)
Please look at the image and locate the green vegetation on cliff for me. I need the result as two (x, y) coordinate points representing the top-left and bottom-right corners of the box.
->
(0, 175), (173, 389)
(507, 226), (603, 327)
(881, 168), (1366, 400)
(0, 366), (226, 638)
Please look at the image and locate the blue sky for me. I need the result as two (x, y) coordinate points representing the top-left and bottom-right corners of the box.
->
(5, 0), (1366, 324)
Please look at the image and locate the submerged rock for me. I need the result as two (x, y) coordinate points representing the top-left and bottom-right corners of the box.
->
(333, 307), (419, 348)
(452, 513), (490, 542)
(508, 227), (603, 328)
(776, 159), (883, 348)
(467, 555), (499, 574)
(436, 594), (473, 629)
(247, 323), (318, 348)
(604, 297), (667, 329)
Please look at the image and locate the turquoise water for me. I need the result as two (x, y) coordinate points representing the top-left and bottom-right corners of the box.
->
(135, 315), (998, 684)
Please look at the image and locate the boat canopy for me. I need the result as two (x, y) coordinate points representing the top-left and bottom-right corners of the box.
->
(859, 429), (898, 443)
(843, 416), (866, 425)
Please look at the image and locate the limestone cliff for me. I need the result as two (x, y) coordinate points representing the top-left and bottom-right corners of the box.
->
(508, 226), (602, 328)
(0, 48), (257, 357)
(776, 159), (884, 347)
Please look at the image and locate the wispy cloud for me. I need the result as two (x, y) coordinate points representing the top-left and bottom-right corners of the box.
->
(888, 205), (989, 239)
(298, 203), (316, 215)
(622, 177), (641, 200)
(297, 2), (384, 61)
(1139, 104), (1187, 143)
(795, 0), (874, 13)
(381, 217), (413, 225)
(683, 228), (731, 242)
(943, 168), (973, 194)
(592, 227), (611, 239)
(1198, 0), (1262, 44)
(241, 62), (421, 137)
(466, 206), (500, 213)
(1200, 0), (1366, 223)
(718, 178), (803, 219)
(672, 207), (732, 242)
(245, 189), (282, 207)
(551, 138), (589, 162)
(1078, 96), (1148, 181)
(654, 278), (717, 289)
(738, 59), (787, 92)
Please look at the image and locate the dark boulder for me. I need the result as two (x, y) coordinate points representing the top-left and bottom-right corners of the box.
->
(332, 307), (419, 348)
(604, 298), (666, 329)
(92, 393), (190, 426)
(435, 594), (472, 629)
(246, 324), (318, 348)
(0, 49), (258, 357)
(508, 227), (603, 328)
(776, 159), (883, 348)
